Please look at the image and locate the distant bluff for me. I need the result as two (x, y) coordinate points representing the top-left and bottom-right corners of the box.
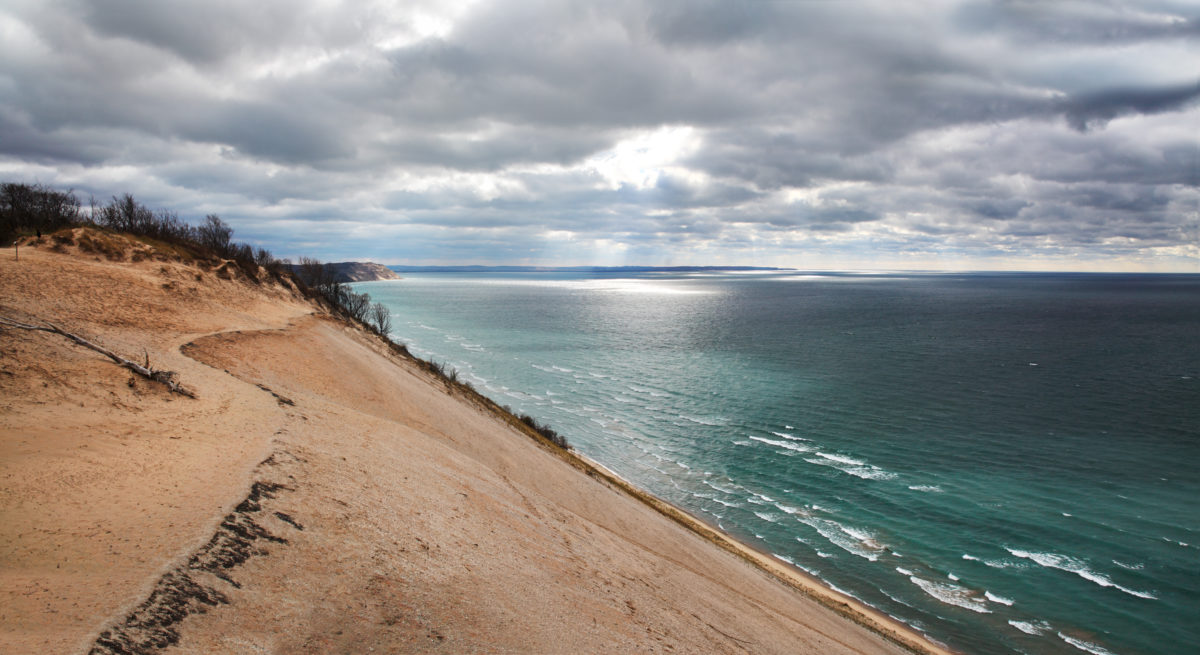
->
(311, 262), (401, 283)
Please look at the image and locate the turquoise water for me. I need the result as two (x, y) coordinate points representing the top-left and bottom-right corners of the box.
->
(356, 272), (1200, 655)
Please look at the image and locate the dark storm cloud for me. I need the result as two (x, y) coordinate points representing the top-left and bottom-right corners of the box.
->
(1062, 81), (1200, 131)
(1, 0), (1197, 268)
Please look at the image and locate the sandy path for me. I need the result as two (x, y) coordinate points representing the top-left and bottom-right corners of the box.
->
(1, 243), (312, 654)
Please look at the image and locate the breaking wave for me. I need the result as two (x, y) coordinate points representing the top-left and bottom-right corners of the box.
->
(1006, 548), (1157, 600)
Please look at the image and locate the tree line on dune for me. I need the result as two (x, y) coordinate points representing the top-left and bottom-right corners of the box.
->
(2, 181), (568, 449)
(0, 181), (391, 335)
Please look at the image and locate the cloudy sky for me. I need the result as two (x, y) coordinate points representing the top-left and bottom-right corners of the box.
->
(2, 1), (1198, 270)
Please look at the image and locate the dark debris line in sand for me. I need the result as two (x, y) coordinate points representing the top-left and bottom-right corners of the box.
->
(89, 479), (301, 655)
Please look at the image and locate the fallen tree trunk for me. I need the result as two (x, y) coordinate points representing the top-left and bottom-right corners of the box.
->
(0, 315), (196, 398)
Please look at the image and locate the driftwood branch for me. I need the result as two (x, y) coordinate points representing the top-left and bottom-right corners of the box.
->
(0, 315), (196, 398)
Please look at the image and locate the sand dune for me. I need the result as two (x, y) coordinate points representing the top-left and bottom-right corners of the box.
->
(1, 234), (951, 654)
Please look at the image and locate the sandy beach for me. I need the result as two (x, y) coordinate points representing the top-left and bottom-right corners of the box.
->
(1, 232), (955, 654)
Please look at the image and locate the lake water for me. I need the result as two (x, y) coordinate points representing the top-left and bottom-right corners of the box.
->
(357, 271), (1200, 655)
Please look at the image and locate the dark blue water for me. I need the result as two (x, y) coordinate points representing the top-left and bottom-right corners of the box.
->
(357, 272), (1200, 655)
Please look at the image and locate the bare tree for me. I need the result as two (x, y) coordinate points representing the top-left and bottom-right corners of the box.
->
(196, 214), (233, 256)
(1, 182), (82, 243)
(369, 302), (393, 335)
(342, 290), (371, 322)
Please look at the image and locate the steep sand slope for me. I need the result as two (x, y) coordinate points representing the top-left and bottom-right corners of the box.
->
(1, 237), (950, 654)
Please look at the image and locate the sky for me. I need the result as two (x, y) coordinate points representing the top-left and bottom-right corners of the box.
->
(1, 1), (1198, 271)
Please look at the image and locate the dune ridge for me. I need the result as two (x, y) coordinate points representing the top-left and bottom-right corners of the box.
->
(1, 234), (953, 654)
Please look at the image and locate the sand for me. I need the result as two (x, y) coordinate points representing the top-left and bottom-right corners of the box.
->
(1, 232), (956, 654)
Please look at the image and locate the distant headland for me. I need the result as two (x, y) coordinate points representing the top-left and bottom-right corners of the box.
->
(297, 261), (402, 282)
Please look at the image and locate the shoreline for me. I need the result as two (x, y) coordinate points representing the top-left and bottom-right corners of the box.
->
(3, 240), (960, 653)
(565, 452), (958, 655)
(339, 308), (958, 655)
(354, 275), (958, 655)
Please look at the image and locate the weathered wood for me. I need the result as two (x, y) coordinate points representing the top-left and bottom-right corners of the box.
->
(0, 315), (196, 398)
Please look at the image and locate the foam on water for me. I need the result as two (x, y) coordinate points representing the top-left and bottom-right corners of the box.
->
(805, 453), (897, 480)
(815, 452), (866, 466)
(702, 479), (743, 495)
(754, 511), (782, 523)
(985, 591), (1014, 606)
(771, 431), (810, 441)
(749, 435), (812, 453)
(963, 553), (1024, 569)
(1058, 632), (1120, 655)
(1008, 620), (1050, 635)
(796, 516), (887, 561)
(908, 576), (991, 613)
(1006, 548), (1157, 600)
(908, 485), (944, 493)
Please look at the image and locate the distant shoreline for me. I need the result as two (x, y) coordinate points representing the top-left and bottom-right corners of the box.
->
(385, 264), (786, 273)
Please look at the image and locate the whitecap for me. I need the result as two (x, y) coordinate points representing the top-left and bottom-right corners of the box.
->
(754, 511), (782, 523)
(947, 572), (960, 581)
(1112, 560), (1144, 571)
(703, 479), (742, 495)
(796, 517), (886, 561)
(816, 452), (866, 466)
(1058, 632), (1119, 655)
(750, 435), (812, 453)
(909, 576), (991, 613)
(895, 567), (915, 576)
(908, 485), (944, 493)
(771, 431), (811, 442)
(817, 551), (834, 558)
(1006, 548), (1157, 600)
(985, 591), (1014, 606)
(804, 455), (897, 480)
(1008, 620), (1050, 636)
(962, 553), (1023, 569)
